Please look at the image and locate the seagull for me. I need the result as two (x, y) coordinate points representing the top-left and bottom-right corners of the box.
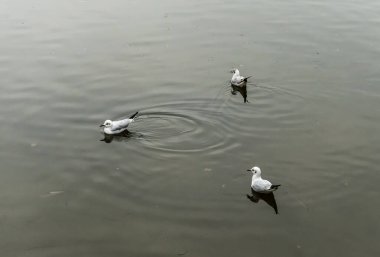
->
(230, 68), (251, 86)
(100, 112), (138, 135)
(247, 166), (280, 193)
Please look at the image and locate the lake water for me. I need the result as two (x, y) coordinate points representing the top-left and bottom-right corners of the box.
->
(1, 0), (379, 256)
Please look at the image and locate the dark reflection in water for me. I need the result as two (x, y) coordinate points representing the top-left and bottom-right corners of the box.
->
(231, 83), (248, 103)
(100, 130), (141, 143)
(247, 188), (279, 214)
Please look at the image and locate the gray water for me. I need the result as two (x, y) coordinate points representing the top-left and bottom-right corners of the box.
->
(1, 0), (379, 256)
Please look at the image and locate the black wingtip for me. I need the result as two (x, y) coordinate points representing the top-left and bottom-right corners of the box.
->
(243, 76), (252, 82)
(129, 111), (139, 119)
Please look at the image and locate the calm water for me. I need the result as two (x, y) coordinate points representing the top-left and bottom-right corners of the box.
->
(1, 0), (379, 256)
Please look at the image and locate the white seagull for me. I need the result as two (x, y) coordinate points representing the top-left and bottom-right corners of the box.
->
(230, 68), (251, 86)
(100, 112), (138, 135)
(247, 166), (280, 193)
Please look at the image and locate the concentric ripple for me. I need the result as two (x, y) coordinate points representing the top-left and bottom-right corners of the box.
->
(129, 100), (239, 155)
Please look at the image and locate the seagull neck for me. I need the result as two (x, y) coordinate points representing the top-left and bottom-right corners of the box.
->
(251, 175), (258, 187)
(252, 174), (261, 180)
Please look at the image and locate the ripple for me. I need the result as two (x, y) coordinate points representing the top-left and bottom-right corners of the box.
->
(129, 100), (238, 155)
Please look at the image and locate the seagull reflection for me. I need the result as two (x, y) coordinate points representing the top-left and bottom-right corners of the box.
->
(231, 83), (248, 103)
(100, 130), (138, 143)
(246, 188), (279, 214)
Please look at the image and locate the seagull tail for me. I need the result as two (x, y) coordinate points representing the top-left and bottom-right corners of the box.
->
(270, 184), (281, 190)
(129, 111), (139, 120)
(243, 76), (252, 82)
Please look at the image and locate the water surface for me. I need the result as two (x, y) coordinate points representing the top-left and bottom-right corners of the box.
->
(1, 0), (379, 256)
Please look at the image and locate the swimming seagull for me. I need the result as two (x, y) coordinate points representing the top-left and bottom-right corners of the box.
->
(230, 68), (251, 86)
(100, 112), (139, 135)
(247, 166), (280, 193)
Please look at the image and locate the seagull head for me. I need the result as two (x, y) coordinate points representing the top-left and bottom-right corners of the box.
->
(100, 120), (113, 128)
(230, 68), (240, 75)
(247, 166), (261, 177)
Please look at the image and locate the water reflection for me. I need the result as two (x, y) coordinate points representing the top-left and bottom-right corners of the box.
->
(231, 83), (248, 103)
(246, 189), (279, 214)
(100, 130), (139, 143)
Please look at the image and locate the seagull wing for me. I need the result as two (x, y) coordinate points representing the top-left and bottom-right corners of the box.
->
(231, 75), (248, 85)
(252, 179), (272, 192)
(111, 119), (131, 132)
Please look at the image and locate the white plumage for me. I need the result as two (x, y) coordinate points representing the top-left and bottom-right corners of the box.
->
(247, 166), (280, 193)
(100, 112), (138, 135)
(230, 68), (250, 86)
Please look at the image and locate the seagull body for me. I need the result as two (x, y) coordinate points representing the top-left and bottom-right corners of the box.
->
(100, 112), (138, 135)
(230, 68), (250, 86)
(247, 166), (280, 193)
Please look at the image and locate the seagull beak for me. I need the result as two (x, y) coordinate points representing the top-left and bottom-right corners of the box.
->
(247, 169), (251, 172)
(100, 124), (105, 127)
